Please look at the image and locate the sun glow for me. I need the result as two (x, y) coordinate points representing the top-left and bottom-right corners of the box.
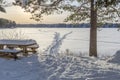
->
(0, 5), (67, 24)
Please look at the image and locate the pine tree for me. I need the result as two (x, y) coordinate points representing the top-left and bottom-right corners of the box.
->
(15, 0), (120, 57)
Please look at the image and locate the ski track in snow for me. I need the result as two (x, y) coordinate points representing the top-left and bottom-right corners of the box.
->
(44, 31), (72, 56)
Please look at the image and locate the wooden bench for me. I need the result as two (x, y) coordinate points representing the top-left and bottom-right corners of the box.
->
(27, 44), (39, 53)
(7, 44), (39, 53)
(7, 45), (18, 49)
(0, 39), (39, 55)
(0, 49), (22, 60)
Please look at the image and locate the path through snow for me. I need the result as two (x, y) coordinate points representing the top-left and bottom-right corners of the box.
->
(44, 32), (72, 56)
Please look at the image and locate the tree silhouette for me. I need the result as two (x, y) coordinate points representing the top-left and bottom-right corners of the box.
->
(0, 0), (6, 13)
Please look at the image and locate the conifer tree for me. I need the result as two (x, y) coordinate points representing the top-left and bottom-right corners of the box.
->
(15, 0), (120, 57)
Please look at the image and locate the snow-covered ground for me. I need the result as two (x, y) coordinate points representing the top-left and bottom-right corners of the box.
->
(0, 51), (120, 80)
(0, 28), (120, 56)
(0, 28), (120, 80)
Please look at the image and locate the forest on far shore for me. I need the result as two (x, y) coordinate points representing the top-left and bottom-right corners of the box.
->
(0, 18), (119, 28)
(0, 18), (16, 28)
(17, 23), (120, 28)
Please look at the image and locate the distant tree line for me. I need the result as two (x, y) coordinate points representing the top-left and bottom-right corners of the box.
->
(16, 23), (120, 28)
(0, 18), (16, 28)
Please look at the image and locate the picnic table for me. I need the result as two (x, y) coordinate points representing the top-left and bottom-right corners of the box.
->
(0, 49), (22, 60)
(0, 39), (39, 56)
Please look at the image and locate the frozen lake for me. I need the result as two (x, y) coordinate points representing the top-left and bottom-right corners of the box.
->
(0, 28), (120, 56)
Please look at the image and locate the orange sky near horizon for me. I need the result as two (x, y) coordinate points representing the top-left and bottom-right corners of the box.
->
(0, 6), (67, 24)
(1, 0), (119, 24)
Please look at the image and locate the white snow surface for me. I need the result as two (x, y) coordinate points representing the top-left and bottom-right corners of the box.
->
(0, 39), (36, 45)
(0, 31), (120, 80)
(0, 28), (120, 80)
(1, 28), (120, 56)
(0, 53), (120, 80)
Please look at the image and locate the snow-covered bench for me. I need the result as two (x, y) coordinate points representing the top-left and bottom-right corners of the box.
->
(0, 49), (22, 60)
(0, 39), (39, 55)
(27, 44), (39, 53)
(7, 44), (39, 53)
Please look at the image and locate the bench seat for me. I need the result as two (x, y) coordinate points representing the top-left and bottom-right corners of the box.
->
(0, 49), (22, 60)
(7, 44), (39, 53)
(27, 44), (39, 48)
(27, 44), (39, 53)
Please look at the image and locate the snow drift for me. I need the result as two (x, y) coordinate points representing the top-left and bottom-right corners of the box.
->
(108, 50), (120, 64)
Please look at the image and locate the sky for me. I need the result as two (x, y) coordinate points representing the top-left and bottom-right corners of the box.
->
(0, 0), (119, 24)
(0, 0), (67, 24)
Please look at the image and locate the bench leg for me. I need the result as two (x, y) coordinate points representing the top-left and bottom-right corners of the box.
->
(23, 47), (28, 56)
(14, 54), (18, 60)
(0, 45), (4, 49)
(31, 48), (37, 53)
(11, 53), (18, 60)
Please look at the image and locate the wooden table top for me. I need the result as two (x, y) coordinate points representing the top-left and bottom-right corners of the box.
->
(0, 39), (37, 46)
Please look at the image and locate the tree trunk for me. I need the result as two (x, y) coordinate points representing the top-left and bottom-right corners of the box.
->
(89, 0), (97, 57)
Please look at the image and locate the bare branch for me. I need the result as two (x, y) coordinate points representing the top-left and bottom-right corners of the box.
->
(110, 6), (120, 17)
(75, 1), (89, 13)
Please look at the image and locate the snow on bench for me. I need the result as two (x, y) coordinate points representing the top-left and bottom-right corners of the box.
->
(0, 39), (39, 54)
(0, 39), (37, 46)
(0, 49), (22, 60)
(7, 44), (39, 53)
(27, 44), (39, 53)
(27, 44), (39, 48)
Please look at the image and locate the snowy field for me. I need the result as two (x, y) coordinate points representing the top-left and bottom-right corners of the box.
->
(0, 28), (120, 56)
(0, 28), (120, 80)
